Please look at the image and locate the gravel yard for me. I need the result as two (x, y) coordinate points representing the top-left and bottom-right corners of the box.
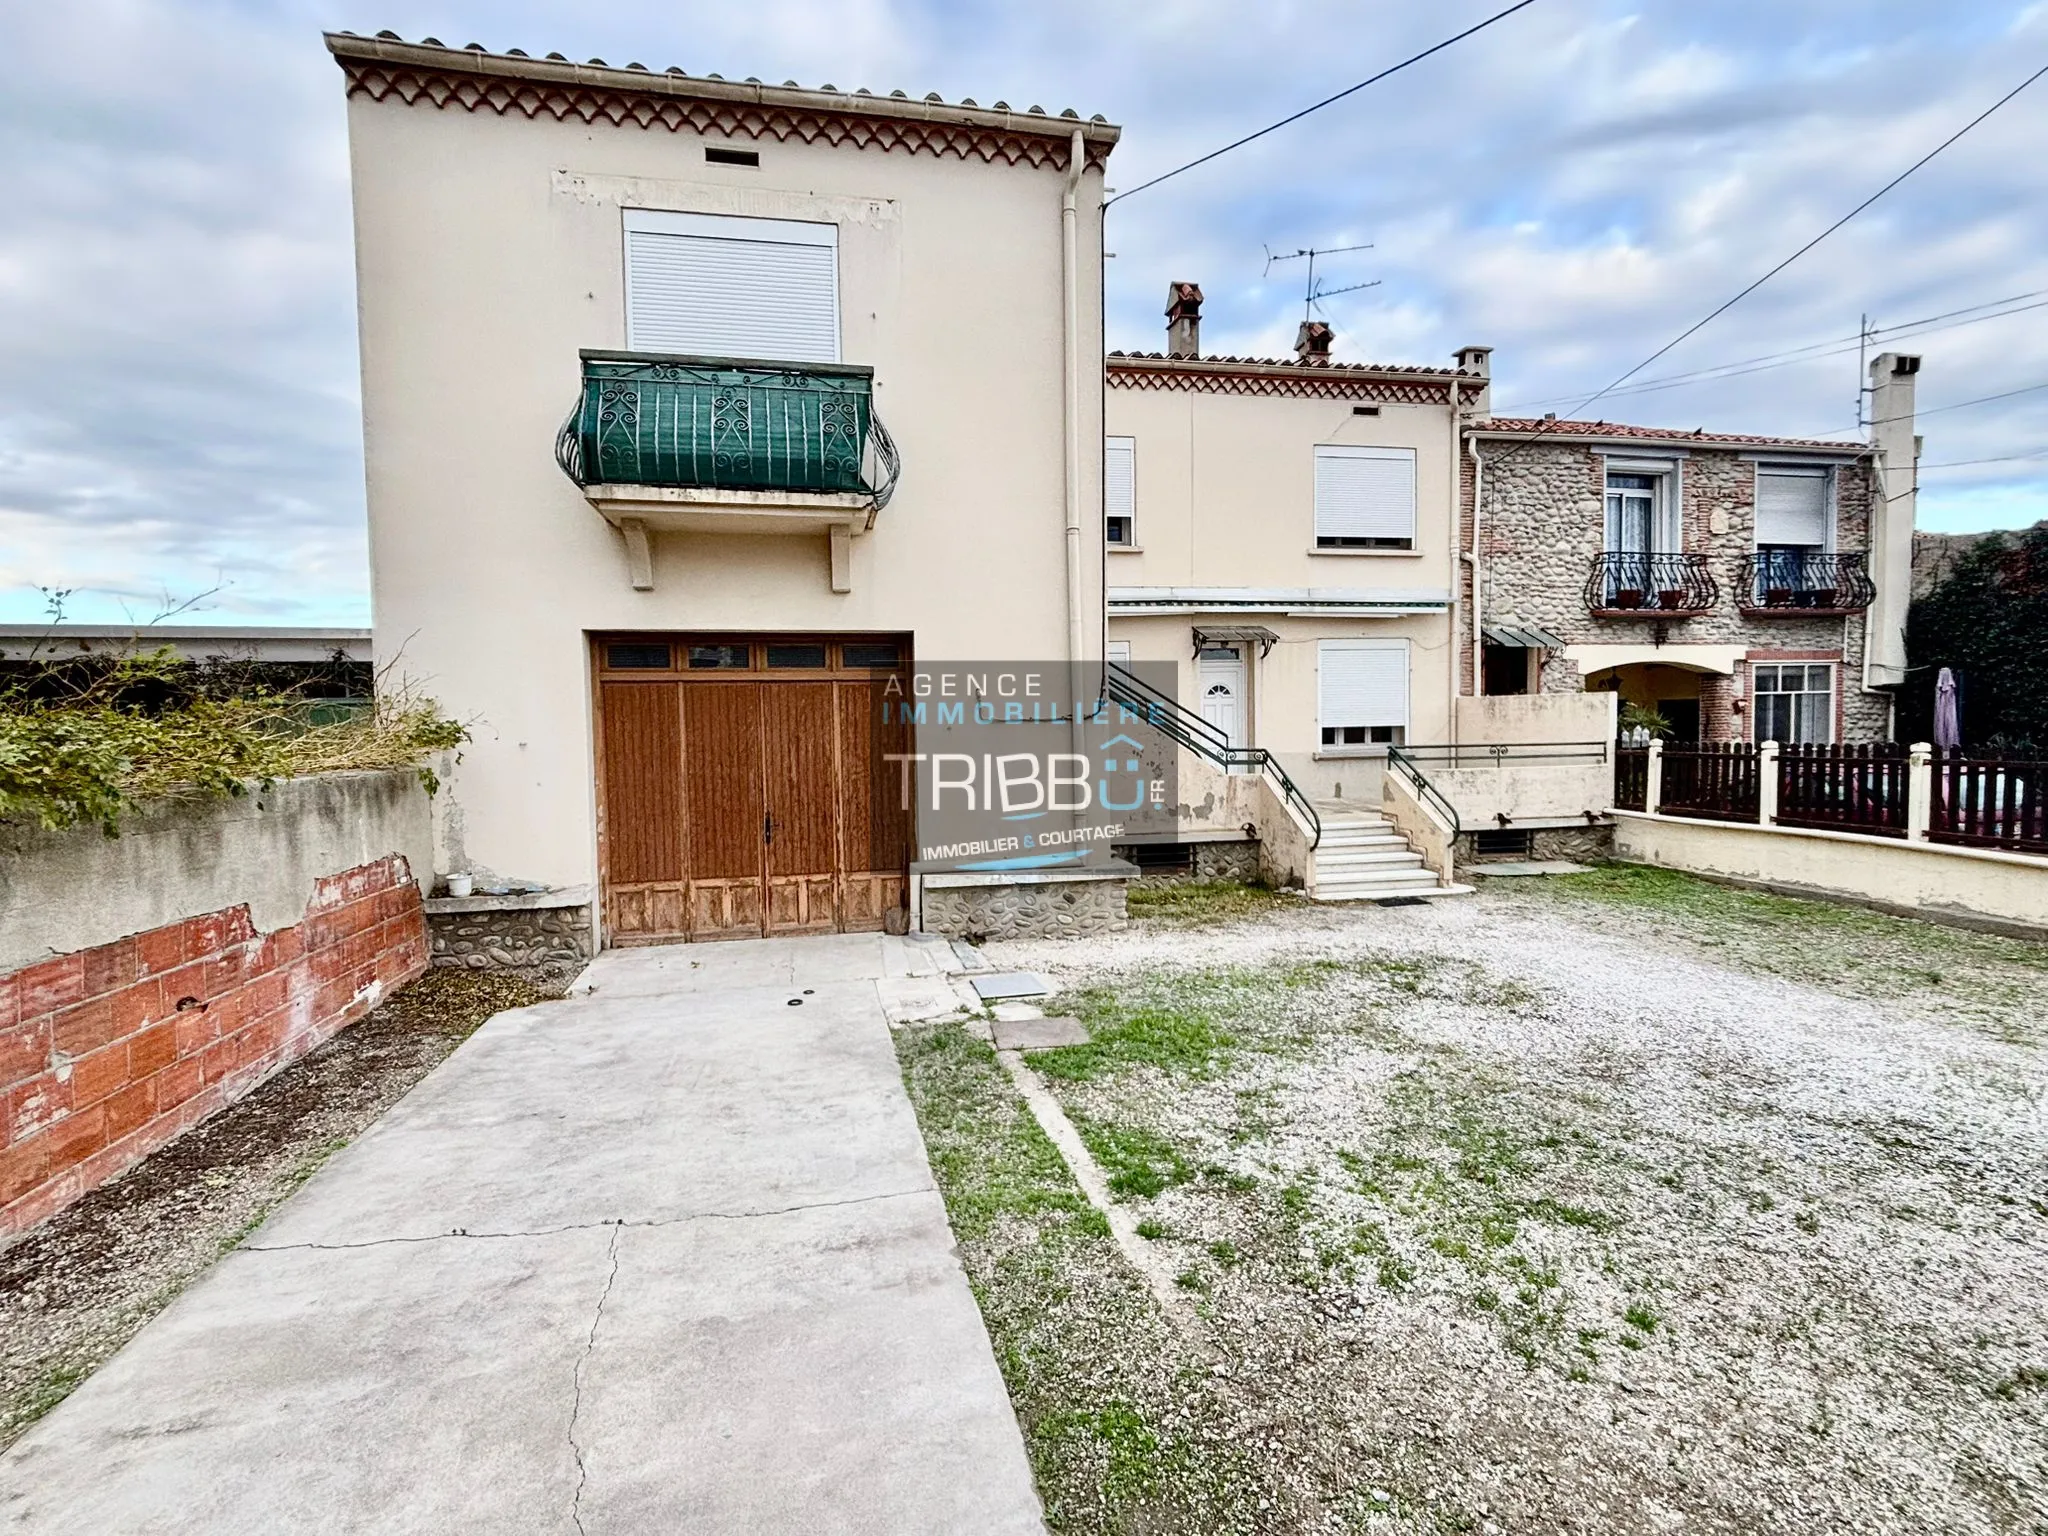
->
(899, 868), (2048, 1534)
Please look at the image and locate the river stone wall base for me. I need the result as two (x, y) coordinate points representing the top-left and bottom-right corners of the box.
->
(427, 898), (594, 988)
(1191, 840), (1262, 881)
(921, 870), (1130, 942)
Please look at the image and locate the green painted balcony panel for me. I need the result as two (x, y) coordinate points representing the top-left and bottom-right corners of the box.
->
(556, 351), (898, 505)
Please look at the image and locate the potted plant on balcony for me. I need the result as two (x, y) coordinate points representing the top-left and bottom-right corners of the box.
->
(1611, 587), (1645, 610)
(1656, 587), (1687, 610)
(1803, 586), (1837, 609)
(1764, 585), (1794, 608)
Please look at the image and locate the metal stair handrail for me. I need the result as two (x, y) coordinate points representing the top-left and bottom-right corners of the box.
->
(1387, 744), (1462, 840)
(1102, 662), (1321, 850)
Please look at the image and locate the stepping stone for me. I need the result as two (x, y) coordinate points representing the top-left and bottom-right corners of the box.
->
(993, 1016), (1091, 1052)
(991, 1002), (1044, 1023)
(972, 972), (1054, 1002)
(1470, 860), (1591, 877)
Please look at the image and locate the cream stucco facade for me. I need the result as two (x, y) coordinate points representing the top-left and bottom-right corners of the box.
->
(332, 37), (1115, 895)
(1103, 353), (1478, 802)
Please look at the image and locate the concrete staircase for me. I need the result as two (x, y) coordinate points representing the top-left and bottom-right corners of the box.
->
(1307, 806), (1474, 904)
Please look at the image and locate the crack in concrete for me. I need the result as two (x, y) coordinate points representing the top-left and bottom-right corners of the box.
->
(239, 1186), (934, 1254)
(567, 1221), (621, 1535)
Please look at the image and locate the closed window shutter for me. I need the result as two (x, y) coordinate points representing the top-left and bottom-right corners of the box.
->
(1755, 467), (1830, 547)
(1314, 446), (1416, 542)
(1105, 437), (1136, 523)
(1318, 640), (1409, 731)
(623, 210), (839, 363)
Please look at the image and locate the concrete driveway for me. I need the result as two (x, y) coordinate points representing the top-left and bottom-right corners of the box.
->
(0, 935), (1042, 1534)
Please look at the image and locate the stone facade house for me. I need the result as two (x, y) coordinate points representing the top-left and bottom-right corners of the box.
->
(1457, 353), (1922, 744)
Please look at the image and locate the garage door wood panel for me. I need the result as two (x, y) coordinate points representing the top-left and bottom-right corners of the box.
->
(683, 684), (766, 940)
(598, 682), (689, 942)
(763, 684), (840, 934)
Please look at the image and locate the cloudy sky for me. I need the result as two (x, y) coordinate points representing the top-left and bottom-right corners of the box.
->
(3, 0), (2045, 625)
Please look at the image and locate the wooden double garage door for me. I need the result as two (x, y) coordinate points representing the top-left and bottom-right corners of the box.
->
(595, 635), (912, 942)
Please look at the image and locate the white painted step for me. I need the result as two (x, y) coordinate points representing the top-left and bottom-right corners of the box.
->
(1313, 865), (1440, 890)
(1313, 849), (1426, 870)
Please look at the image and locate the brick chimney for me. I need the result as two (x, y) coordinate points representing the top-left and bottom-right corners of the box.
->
(1165, 282), (1203, 358)
(1294, 320), (1334, 365)
(1454, 345), (1492, 418)
(1864, 352), (1922, 691)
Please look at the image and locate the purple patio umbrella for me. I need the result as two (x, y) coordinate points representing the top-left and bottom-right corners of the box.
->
(1934, 667), (1961, 751)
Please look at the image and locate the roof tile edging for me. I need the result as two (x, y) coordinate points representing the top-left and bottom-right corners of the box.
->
(326, 35), (1119, 172)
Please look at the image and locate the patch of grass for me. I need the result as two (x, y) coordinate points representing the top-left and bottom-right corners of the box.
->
(1624, 1303), (1660, 1334)
(1990, 1365), (2047, 1400)
(1204, 1240), (1240, 1266)
(1134, 1218), (1167, 1241)
(894, 1024), (1099, 1241)
(1126, 879), (1293, 926)
(1072, 1116), (1193, 1201)
(7, 1363), (89, 1437)
(895, 1023), (1268, 1531)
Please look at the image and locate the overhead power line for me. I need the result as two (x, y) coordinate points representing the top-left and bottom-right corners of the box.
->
(1498, 58), (2048, 455)
(1919, 446), (2048, 470)
(1105, 0), (1541, 207)
(1496, 290), (2048, 415)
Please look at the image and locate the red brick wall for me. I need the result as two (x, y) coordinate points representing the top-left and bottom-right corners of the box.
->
(0, 854), (427, 1235)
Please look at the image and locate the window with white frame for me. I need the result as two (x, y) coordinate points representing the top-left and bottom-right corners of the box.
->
(1105, 436), (1136, 546)
(1318, 639), (1409, 747)
(1751, 662), (1834, 744)
(1314, 445), (1415, 549)
(623, 209), (840, 362)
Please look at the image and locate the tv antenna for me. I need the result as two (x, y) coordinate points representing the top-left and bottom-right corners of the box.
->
(1264, 242), (1381, 321)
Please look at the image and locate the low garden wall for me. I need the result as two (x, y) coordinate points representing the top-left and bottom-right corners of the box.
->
(1612, 810), (2048, 939)
(0, 771), (435, 1234)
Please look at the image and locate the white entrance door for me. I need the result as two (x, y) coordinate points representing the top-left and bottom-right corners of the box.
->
(1196, 645), (1246, 763)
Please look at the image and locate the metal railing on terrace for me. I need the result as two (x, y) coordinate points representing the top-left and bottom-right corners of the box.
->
(1583, 553), (1718, 616)
(1744, 551), (1877, 613)
(555, 351), (900, 507)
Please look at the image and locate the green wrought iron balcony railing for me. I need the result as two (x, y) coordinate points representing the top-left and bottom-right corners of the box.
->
(555, 351), (900, 508)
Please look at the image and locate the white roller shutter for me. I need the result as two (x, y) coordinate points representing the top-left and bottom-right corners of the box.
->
(1318, 640), (1410, 731)
(1755, 466), (1831, 547)
(1105, 436), (1135, 524)
(1314, 445), (1416, 544)
(623, 209), (840, 363)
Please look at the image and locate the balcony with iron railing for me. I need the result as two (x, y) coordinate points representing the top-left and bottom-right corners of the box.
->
(1740, 550), (1876, 615)
(555, 351), (901, 593)
(1582, 552), (1719, 618)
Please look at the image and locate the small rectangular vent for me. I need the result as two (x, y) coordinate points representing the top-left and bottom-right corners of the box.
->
(1351, 405), (1381, 416)
(705, 146), (760, 167)
(1473, 828), (1533, 857)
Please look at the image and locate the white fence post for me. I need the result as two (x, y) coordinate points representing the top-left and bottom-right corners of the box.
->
(1757, 740), (1780, 826)
(1645, 738), (1663, 816)
(1907, 741), (1932, 842)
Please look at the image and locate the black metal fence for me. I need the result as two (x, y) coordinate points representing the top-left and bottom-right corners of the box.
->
(1930, 749), (2046, 855)
(1657, 742), (1761, 822)
(1614, 747), (1648, 811)
(1776, 742), (1909, 837)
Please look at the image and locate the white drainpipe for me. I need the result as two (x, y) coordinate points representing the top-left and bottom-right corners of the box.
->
(1061, 129), (1088, 669)
(1446, 381), (1464, 742)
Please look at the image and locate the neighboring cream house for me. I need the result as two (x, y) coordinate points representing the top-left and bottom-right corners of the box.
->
(1458, 352), (1921, 745)
(330, 34), (1116, 943)
(1103, 288), (1484, 805)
